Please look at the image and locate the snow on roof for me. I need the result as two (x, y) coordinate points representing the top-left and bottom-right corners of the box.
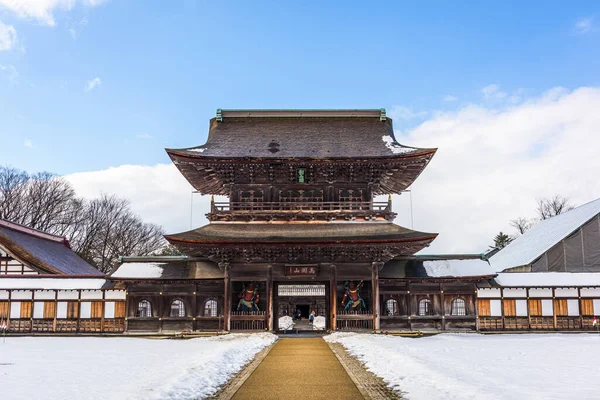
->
(0, 278), (106, 290)
(422, 259), (495, 277)
(494, 272), (600, 287)
(111, 262), (166, 279)
(489, 197), (600, 272)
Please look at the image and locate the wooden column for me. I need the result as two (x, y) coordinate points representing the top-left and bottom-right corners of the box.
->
(222, 262), (231, 332)
(372, 262), (383, 331)
(526, 288), (531, 330)
(124, 286), (130, 332)
(578, 287), (583, 329)
(267, 265), (273, 331)
(407, 283), (412, 331)
(329, 264), (337, 331)
(53, 290), (58, 332)
(440, 285), (446, 331)
(552, 287), (557, 330)
(500, 287), (505, 330)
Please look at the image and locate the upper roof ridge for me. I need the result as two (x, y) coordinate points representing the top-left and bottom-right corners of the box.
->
(0, 219), (68, 246)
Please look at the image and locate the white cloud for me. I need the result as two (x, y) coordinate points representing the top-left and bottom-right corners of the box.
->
(393, 86), (600, 253)
(574, 17), (594, 34)
(481, 84), (507, 100)
(0, 0), (108, 27)
(84, 77), (101, 92)
(443, 95), (458, 103)
(23, 139), (32, 148)
(136, 133), (154, 140)
(0, 64), (19, 84)
(64, 87), (600, 255)
(388, 105), (427, 121)
(0, 20), (17, 51)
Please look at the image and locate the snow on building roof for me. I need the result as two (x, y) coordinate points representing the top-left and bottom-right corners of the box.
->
(422, 259), (495, 278)
(111, 262), (167, 279)
(489, 197), (600, 272)
(110, 257), (222, 280)
(494, 272), (600, 287)
(0, 278), (106, 290)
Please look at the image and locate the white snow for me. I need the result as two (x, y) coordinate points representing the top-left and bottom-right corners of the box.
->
(0, 278), (106, 289)
(422, 259), (495, 277)
(278, 315), (294, 330)
(0, 333), (277, 400)
(494, 272), (600, 287)
(381, 135), (415, 154)
(312, 315), (326, 330)
(188, 147), (206, 153)
(325, 332), (600, 400)
(111, 262), (165, 278)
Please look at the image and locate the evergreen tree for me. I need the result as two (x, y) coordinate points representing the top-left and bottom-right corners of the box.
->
(489, 231), (514, 251)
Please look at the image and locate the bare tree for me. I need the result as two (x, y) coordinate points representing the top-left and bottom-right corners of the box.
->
(537, 195), (573, 220)
(510, 217), (536, 234)
(0, 167), (166, 273)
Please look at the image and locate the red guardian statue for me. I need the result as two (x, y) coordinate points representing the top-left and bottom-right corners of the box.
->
(237, 282), (260, 312)
(341, 280), (366, 311)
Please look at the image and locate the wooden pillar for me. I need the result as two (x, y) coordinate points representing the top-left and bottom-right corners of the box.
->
(222, 262), (231, 332)
(526, 288), (531, 330)
(100, 290), (105, 333)
(124, 286), (130, 333)
(192, 285), (198, 331)
(474, 286), (479, 332)
(500, 287), (505, 330)
(267, 265), (273, 331)
(77, 289), (82, 333)
(440, 285), (446, 331)
(578, 287), (583, 329)
(329, 264), (337, 331)
(552, 287), (557, 330)
(407, 283), (412, 331)
(158, 285), (164, 333)
(53, 290), (58, 333)
(372, 262), (383, 331)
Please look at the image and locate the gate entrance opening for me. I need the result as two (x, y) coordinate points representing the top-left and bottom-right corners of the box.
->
(275, 283), (328, 330)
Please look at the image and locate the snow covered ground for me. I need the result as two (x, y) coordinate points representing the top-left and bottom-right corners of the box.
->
(326, 332), (600, 400)
(0, 333), (277, 400)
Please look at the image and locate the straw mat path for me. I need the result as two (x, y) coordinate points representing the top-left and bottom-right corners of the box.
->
(231, 337), (362, 399)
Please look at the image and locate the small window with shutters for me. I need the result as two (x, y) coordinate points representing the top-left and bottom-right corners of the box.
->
(554, 299), (568, 316)
(43, 302), (56, 319)
(478, 299), (490, 316)
(581, 299), (594, 316)
(91, 301), (103, 318)
(451, 298), (467, 316)
(0, 301), (8, 318)
(114, 301), (125, 318)
(528, 299), (542, 316)
(20, 301), (32, 318)
(67, 301), (79, 318)
(503, 299), (516, 317)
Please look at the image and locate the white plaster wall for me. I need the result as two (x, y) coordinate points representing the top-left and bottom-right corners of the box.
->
(490, 300), (502, 316)
(57, 290), (79, 300)
(56, 302), (68, 318)
(104, 291), (126, 300)
(34, 290), (55, 300)
(10, 302), (21, 318)
(581, 288), (600, 297)
(555, 288), (578, 297)
(529, 288), (552, 298)
(11, 290), (32, 300)
(478, 288), (501, 298)
(33, 302), (44, 319)
(81, 290), (102, 300)
(104, 302), (115, 318)
(80, 302), (91, 318)
(516, 299), (528, 316)
(542, 299), (554, 316)
(567, 299), (580, 316)
(0, 290), (8, 300)
(503, 288), (527, 298)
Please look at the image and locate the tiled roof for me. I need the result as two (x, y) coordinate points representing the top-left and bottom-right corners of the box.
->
(166, 116), (436, 160)
(0, 219), (102, 275)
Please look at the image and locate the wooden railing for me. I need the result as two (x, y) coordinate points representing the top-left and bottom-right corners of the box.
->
(212, 201), (391, 213)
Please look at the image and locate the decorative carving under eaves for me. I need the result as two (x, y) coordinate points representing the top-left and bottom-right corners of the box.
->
(173, 242), (428, 264)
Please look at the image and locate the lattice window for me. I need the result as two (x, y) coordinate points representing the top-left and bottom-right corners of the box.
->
(418, 299), (433, 316)
(278, 285), (326, 296)
(170, 299), (186, 317)
(137, 300), (152, 318)
(451, 298), (466, 316)
(278, 189), (323, 205)
(204, 299), (218, 317)
(385, 299), (398, 316)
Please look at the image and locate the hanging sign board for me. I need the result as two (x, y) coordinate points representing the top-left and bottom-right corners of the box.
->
(285, 265), (318, 277)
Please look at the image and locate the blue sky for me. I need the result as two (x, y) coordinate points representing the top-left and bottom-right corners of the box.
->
(1, 1), (599, 175)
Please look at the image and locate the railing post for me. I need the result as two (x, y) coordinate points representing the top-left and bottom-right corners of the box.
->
(210, 195), (215, 213)
(387, 194), (392, 211)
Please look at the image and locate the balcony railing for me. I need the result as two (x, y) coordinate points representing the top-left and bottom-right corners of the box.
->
(211, 201), (391, 213)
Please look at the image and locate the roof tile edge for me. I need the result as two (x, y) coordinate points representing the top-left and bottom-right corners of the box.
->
(217, 109), (386, 119)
